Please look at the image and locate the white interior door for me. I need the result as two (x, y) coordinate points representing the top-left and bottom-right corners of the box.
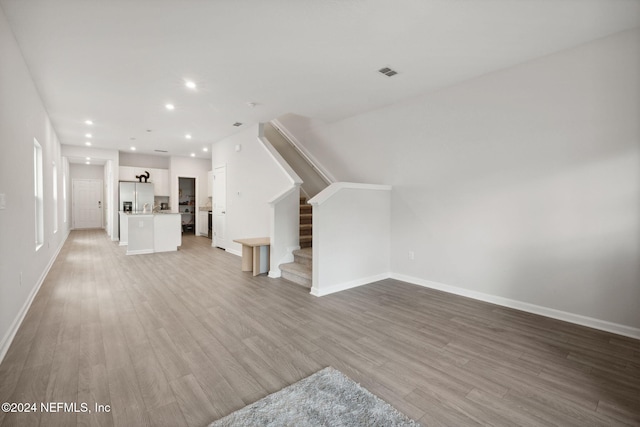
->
(212, 165), (227, 248)
(73, 179), (103, 229)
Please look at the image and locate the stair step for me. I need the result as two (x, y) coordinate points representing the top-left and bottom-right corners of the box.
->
(280, 262), (312, 288)
(293, 248), (312, 266)
(300, 213), (312, 225)
(300, 205), (312, 214)
(299, 224), (312, 236)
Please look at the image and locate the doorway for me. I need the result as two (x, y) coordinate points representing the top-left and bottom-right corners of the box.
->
(72, 179), (103, 229)
(178, 177), (196, 235)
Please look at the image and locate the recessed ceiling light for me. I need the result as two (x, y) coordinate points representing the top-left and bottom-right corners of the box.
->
(185, 80), (196, 89)
(85, 133), (92, 138)
(85, 141), (91, 146)
(131, 146), (136, 151)
(185, 134), (192, 139)
(202, 147), (208, 152)
(85, 161), (90, 165)
(190, 153), (195, 157)
(86, 157), (91, 160)
(165, 104), (175, 110)
(85, 120), (93, 125)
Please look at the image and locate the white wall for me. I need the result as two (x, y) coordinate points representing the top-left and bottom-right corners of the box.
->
(288, 29), (640, 335)
(268, 186), (301, 278)
(70, 163), (104, 180)
(119, 152), (170, 169)
(211, 125), (292, 255)
(0, 7), (69, 362)
(309, 184), (391, 297)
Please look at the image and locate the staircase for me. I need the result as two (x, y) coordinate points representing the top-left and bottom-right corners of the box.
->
(279, 196), (313, 288)
(299, 198), (312, 248)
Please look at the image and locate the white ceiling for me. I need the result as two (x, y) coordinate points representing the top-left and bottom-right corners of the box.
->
(2, 0), (639, 159)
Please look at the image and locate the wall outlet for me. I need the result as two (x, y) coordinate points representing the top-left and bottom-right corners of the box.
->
(408, 251), (415, 260)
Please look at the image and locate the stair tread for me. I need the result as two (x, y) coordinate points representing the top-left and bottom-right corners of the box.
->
(280, 262), (311, 278)
(293, 248), (312, 259)
(299, 236), (312, 242)
(299, 224), (312, 229)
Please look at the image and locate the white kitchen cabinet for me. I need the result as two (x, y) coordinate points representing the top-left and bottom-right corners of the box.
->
(198, 211), (209, 236)
(207, 171), (213, 198)
(150, 168), (170, 196)
(133, 167), (151, 181)
(120, 166), (153, 182)
(120, 167), (170, 196)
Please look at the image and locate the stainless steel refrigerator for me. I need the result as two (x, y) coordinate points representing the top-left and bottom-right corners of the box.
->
(119, 182), (154, 212)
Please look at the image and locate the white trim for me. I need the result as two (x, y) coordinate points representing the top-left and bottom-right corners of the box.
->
(271, 118), (337, 184)
(311, 272), (391, 297)
(391, 273), (640, 340)
(226, 248), (242, 257)
(308, 182), (392, 206)
(268, 185), (300, 205)
(0, 230), (70, 364)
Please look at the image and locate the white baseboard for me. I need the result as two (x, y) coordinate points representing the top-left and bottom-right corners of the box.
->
(226, 248), (242, 257)
(0, 230), (70, 364)
(391, 273), (640, 340)
(126, 249), (153, 255)
(311, 272), (391, 297)
(268, 269), (282, 278)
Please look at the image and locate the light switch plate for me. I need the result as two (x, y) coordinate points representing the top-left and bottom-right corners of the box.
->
(0, 193), (6, 210)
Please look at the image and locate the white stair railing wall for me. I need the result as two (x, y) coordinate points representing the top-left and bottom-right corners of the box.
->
(308, 182), (392, 296)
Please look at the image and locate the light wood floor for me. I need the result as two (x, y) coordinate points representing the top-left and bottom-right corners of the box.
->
(0, 230), (638, 426)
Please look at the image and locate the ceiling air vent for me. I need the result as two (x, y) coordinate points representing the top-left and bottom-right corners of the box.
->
(233, 122), (243, 127)
(378, 67), (398, 77)
(154, 149), (168, 153)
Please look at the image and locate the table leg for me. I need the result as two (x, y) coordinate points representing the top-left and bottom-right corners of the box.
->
(252, 246), (260, 276)
(241, 244), (252, 272)
(251, 245), (271, 276)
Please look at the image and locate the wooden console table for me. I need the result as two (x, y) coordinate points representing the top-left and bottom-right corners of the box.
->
(233, 237), (270, 276)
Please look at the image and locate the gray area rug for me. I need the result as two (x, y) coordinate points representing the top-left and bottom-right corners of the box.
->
(208, 367), (420, 426)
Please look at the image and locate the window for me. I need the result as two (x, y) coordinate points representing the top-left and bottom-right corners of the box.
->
(52, 161), (58, 233)
(34, 139), (43, 249)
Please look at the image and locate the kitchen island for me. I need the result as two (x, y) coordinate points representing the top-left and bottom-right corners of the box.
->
(119, 212), (182, 255)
